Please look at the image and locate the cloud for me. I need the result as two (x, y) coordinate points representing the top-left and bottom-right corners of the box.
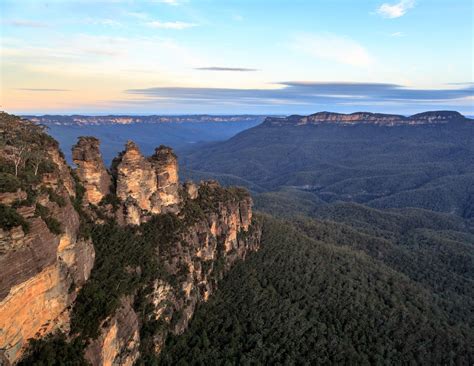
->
(124, 82), (474, 112)
(17, 88), (70, 92)
(194, 67), (258, 72)
(377, 0), (415, 18)
(85, 18), (122, 27)
(146, 21), (197, 29)
(156, 0), (183, 6)
(292, 33), (373, 67)
(126, 12), (149, 19)
(4, 20), (48, 28)
(390, 31), (404, 37)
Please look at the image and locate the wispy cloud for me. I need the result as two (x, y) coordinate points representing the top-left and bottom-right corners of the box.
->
(125, 82), (474, 108)
(4, 20), (48, 28)
(292, 33), (373, 67)
(126, 12), (149, 19)
(390, 31), (404, 37)
(377, 0), (415, 18)
(156, 0), (183, 6)
(146, 20), (197, 29)
(17, 88), (70, 92)
(195, 67), (258, 72)
(85, 18), (122, 27)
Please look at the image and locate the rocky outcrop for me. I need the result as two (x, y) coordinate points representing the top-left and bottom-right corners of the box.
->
(84, 297), (140, 366)
(263, 110), (470, 127)
(0, 114), (95, 364)
(115, 141), (157, 215)
(72, 137), (111, 205)
(82, 178), (260, 363)
(149, 146), (181, 213)
(147, 182), (259, 353)
(110, 142), (181, 225)
(0, 113), (261, 364)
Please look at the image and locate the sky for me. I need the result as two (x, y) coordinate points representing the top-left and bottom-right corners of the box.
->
(1, 0), (473, 115)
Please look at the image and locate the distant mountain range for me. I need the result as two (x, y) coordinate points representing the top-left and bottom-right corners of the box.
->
(21, 114), (271, 126)
(263, 110), (471, 126)
(181, 110), (474, 217)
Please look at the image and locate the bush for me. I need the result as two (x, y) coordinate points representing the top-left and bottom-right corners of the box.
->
(0, 203), (29, 232)
(0, 173), (21, 193)
(35, 203), (63, 235)
(44, 187), (67, 207)
(18, 332), (88, 366)
(44, 216), (63, 235)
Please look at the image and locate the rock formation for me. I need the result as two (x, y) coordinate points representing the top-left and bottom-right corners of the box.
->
(0, 114), (95, 364)
(149, 145), (181, 213)
(0, 113), (261, 364)
(72, 137), (111, 205)
(112, 142), (181, 225)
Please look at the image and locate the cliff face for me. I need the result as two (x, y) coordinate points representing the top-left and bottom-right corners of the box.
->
(0, 113), (95, 364)
(263, 110), (470, 127)
(0, 112), (261, 364)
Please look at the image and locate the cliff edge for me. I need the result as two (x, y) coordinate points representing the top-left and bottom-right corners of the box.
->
(0, 112), (261, 365)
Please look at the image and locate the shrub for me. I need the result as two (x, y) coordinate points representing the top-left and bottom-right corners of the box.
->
(0, 203), (29, 232)
(35, 203), (63, 235)
(0, 173), (21, 193)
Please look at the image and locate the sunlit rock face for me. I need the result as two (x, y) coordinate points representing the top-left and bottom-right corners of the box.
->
(84, 297), (140, 366)
(263, 110), (469, 127)
(112, 142), (181, 225)
(72, 137), (111, 205)
(0, 114), (95, 364)
(0, 114), (261, 364)
(149, 146), (181, 214)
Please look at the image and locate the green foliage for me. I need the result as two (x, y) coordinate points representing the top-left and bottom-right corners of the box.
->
(35, 203), (63, 235)
(99, 192), (121, 209)
(0, 172), (21, 192)
(43, 187), (67, 207)
(0, 203), (29, 232)
(159, 216), (474, 365)
(17, 333), (89, 366)
(70, 212), (184, 340)
(183, 121), (474, 215)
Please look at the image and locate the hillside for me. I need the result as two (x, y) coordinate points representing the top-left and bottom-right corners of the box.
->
(158, 110), (474, 364)
(0, 112), (261, 365)
(159, 216), (474, 365)
(182, 111), (474, 217)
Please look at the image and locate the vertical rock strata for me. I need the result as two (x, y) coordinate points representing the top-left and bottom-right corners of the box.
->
(0, 113), (261, 365)
(111, 142), (181, 225)
(72, 137), (111, 205)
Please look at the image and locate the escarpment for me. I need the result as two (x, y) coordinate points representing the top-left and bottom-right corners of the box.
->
(0, 112), (261, 365)
(263, 110), (470, 127)
(0, 113), (95, 364)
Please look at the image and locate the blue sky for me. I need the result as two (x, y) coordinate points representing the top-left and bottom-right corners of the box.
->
(1, 0), (473, 115)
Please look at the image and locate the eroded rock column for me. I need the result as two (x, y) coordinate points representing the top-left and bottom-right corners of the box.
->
(72, 137), (111, 205)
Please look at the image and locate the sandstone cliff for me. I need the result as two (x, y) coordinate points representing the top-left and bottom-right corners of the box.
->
(0, 113), (261, 365)
(0, 113), (95, 364)
(72, 137), (111, 205)
(263, 110), (470, 127)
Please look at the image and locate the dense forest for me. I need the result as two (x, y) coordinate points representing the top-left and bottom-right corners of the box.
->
(181, 118), (474, 217)
(159, 216), (473, 365)
(160, 115), (474, 364)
